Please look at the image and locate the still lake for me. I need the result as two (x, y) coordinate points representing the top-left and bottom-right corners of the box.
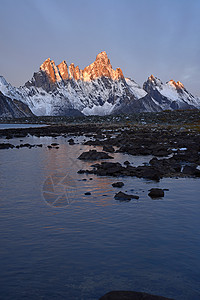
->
(0, 132), (200, 300)
(0, 124), (48, 130)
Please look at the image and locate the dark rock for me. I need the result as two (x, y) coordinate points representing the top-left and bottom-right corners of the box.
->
(79, 161), (163, 180)
(103, 145), (115, 153)
(77, 169), (86, 174)
(78, 149), (113, 160)
(96, 162), (123, 176)
(47, 145), (52, 149)
(194, 169), (200, 177)
(149, 157), (181, 176)
(136, 166), (161, 181)
(172, 163), (182, 173)
(151, 148), (171, 157)
(182, 165), (197, 175)
(99, 291), (174, 300)
(114, 191), (139, 201)
(84, 139), (103, 146)
(68, 138), (75, 145)
(19, 143), (34, 148)
(0, 143), (15, 149)
(148, 188), (164, 198)
(84, 192), (91, 195)
(51, 143), (59, 146)
(124, 160), (130, 166)
(112, 182), (124, 188)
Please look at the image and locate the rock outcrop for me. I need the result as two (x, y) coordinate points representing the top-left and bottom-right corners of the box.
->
(0, 91), (34, 118)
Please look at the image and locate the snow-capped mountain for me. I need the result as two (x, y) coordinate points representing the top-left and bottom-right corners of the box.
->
(21, 51), (154, 116)
(0, 51), (199, 117)
(143, 75), (200, 110)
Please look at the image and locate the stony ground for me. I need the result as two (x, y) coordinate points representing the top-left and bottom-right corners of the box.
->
(1, 110), (200, 181)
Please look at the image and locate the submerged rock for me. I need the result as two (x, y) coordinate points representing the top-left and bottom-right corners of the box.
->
(84, 192), (91, 195)
(103, 145), (115, 153)
(78, 149), (113, 160)
(112, 182), (124, 188)
(148, 188), (164, 198)
(99, 291), (174, 300)
(114, 191), (139, 201)
(68, 138), (75, 145)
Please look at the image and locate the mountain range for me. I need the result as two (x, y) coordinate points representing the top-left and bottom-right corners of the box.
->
(0, 51), (199, 118)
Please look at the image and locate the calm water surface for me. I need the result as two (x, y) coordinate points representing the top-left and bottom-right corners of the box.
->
(0, 134), (200, 300)
(0, 124), (48, 129)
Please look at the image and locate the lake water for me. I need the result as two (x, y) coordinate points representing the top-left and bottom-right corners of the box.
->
(0, 124), (48, 129)
(0, 134), (200, 300)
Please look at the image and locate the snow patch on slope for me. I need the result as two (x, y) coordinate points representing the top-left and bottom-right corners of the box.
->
(125, 78), (147, 99)
(82, 101), (115, 116)
(158, 81), (200, 108)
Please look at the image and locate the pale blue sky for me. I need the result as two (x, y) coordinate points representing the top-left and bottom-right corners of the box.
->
(0, 0), (199, 96)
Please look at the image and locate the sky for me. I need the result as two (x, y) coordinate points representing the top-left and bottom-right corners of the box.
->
(0, 0), (199, 96)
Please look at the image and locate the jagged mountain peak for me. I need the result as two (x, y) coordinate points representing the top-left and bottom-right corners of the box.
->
(40, 57), (52, 71)
(167, 79), (184, 90)
(146, 76), (185, 91)
(0, 75), (9, 85)
(149, 74), (155, 80)
(38, 51), (124, 83)
(143, 74), (200, 110)
(40, 57), (61, 83)
(57, 60), (69, 80)
(0, 52), (199, 118)
(83, 51), (124, 81)
(143, 75), (163, 94)
(147, 75), (163, 86)
(95, 51), (110, 63)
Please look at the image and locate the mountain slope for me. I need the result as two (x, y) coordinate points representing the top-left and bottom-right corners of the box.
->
(21, 51), (145, 116)
(0, 52), (199, 116)
(143, 75), (200, 110)
(0, 91), (34, 118)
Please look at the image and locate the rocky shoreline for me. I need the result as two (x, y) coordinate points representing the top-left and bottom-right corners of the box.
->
(1, 112), (200, 181)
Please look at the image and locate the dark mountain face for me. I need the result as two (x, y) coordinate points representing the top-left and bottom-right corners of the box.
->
(0, 91), (34, 118)
(143, 75), (199, 110)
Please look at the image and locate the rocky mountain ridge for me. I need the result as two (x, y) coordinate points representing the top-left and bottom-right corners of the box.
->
(0, 91), (34, 118)
(0, 51), (199, 117)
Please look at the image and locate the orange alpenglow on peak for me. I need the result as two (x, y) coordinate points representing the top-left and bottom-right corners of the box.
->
(169, 80), (184, 89)
(68, 63), (82, 80)
(57, 61), (69, 80)
(40, 58), (63, 83)
(39, 52), (124, 83)
(95, 51), (110, 64)
(82, 51), (124, 81)
(149, 74), (155, 80)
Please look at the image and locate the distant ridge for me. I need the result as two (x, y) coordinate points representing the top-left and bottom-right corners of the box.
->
(0, 52), (199, 117)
